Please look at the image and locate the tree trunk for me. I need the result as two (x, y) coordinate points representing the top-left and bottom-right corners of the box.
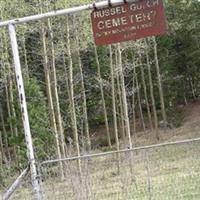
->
(189, 76), (196, 100)
(0, 103), (11, 163)
(22, 32), (29, 79)
(40, 21), (64, 179)
(138, 52), (153, 131)
(2, 30), (20, 163)
(66, 16), (82, 175)
(109, 45), (119, 149)
(94, 44), (112, 148)
(9, 75), (20, 164)
(0, 130), (4, 164)
(0, 130), (7, 165)
(115, 52), (126, 143)
(133, 61), (146, 132)
(61, 51), (73, 156)
(109, 45), (120, 171)
(74, 21), (91, 151)
(152, 36), (167, 127)
(145, 39), (159, 140)
(1, 32), (17, 163)
(117, 44), (132, 149)
(5, 78), (17, 161)
(132, 66), (137, 140)
(47, 18), (66, 158)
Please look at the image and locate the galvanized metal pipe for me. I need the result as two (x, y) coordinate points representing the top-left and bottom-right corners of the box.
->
(0, 0), (134, 27)
(8, 24), (42, 200)
(41, 137), (200, 165)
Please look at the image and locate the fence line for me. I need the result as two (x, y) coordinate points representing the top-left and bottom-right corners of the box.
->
(41, 136), (200, 165)
(39, 137), (200, 200)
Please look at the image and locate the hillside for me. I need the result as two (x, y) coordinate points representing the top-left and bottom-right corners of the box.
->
(92, 100), (200, 149)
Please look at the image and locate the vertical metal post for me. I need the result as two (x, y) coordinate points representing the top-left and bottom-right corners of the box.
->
(8, 24), (42, 200)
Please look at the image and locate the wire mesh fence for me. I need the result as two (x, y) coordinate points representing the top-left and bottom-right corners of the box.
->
(1, 1), (200, 200)
(4, 138), (198, 200)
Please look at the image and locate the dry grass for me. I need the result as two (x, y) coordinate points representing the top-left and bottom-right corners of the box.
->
(7, 139), (200, 200)
(2, 102), (200, 200)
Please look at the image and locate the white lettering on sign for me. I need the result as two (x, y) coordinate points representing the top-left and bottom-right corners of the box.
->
(91, 0), (166, 45)
(95, 21), (154, 39)
(97, 10), (156, 30)
(93, 6), (127, 18)
(130, 0), (159, 11)
(130, 11), (156, 23)
(97, 16), (128, 30)
(94, 2), (159, 31)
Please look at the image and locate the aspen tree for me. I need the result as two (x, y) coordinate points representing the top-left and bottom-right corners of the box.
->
(4, 31), (20, 164)
(47, 18), (66, 158)
(4, 34), (19, 150)
(132, 62), (137, 139)
(39, 0), (64, 178)
(145, 39), (159, 140)
(1, 31), (17, 162)
(138, 49), (153, 131)
(94, 44), (112, 148)
(133, 58), (146, 132)
(9, 75), (20, 163)
(152, 36), (167, 128)
(22, 32), (29, 78)
(66, 16), (82, 175)
(189, 76), (196, 100)
(0, 131), (5, 165)
(115, 51), (126, 143)
(61, 49), (73, 155)
(5, 76), (16, 160)
(41, 26), (64, 178)
(0, 103), (11, 162)
(109, 45), (119, 149)
(109, 45), (120, 171)
(74, 16), (91, 151)
(117, 44), (135, 177)
(117, 44), (132, 148)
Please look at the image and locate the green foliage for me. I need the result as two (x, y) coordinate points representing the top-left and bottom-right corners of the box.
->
(25, 78), (54, 160)
(11, 77), (54, 164)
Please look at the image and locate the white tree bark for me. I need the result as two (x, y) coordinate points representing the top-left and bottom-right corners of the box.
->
(139, 52), (153, 131)
(117, 44), (132, 148)
(74, 18), (91, 151)
(66, 16), (82, 175)
(115, 52), (126, 143)
(41, 21), (64, 179)
(109, 45), (120, 171)
(94, 44), (112, 148)
(47, 18), (66, 158)
(133, 60), (146, 132)
(153, 36), (167, 127)
(109, 45), (120, 150)
(145, 39), (159, 140)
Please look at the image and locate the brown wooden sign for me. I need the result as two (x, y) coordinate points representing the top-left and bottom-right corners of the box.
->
(91, 0), (167, 45)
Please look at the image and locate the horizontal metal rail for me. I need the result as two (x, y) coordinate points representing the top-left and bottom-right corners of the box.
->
(0, 0), (134, 27)
(41, 137), (200, 165)
(3, 167), (29, 200)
